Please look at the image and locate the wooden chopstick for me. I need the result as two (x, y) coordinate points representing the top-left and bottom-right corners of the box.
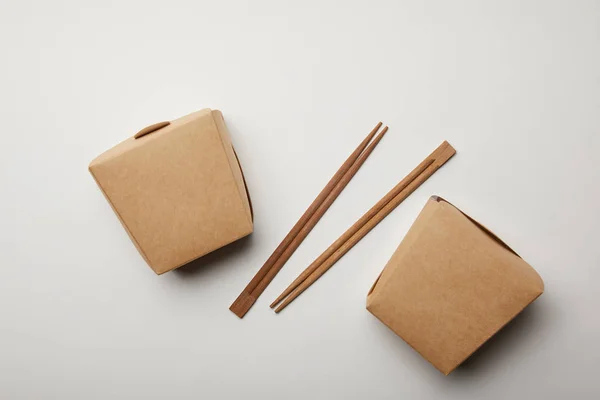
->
(270, 155), (433, 309)
(230, 122), (387, 318)
(255, 127), (388, 294)
(272, 141), (456, 313)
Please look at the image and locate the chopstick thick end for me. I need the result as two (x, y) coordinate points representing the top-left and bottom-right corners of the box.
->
(229, 292), (256, 318)
(433, 141), (456, 166)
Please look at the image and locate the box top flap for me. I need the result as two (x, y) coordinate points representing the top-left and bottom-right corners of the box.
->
(431, 196), (520, 257)
(89, 109), (214, 168)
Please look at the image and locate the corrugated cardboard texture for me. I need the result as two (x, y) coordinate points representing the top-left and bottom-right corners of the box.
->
(89, 109), (253, 274)
(367, 196), (544, 375)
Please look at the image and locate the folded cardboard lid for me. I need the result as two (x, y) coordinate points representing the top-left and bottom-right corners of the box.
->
(367, 196), (544, 375)
(89, 109), (253, 274)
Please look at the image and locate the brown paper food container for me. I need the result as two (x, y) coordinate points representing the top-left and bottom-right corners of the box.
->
(89, 109), (253, 275)
(367, 196), (543, 375)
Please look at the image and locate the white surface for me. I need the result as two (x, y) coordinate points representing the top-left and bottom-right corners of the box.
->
(1, 0), (599, 398)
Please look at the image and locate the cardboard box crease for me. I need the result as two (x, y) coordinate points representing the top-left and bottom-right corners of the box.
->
(211, 110), (253, 226)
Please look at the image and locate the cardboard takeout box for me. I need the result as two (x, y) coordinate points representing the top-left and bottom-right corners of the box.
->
(367, 196), (543, 375)
(89, 109), (253, 274)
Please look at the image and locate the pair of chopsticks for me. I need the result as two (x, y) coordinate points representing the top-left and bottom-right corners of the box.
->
(230, 122), (389, 318)
(270, 140), (456, 313)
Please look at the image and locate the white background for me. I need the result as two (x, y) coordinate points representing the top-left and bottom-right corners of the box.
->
(1, 0), (599, 399)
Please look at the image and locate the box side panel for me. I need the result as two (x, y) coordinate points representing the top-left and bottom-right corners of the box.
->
(88, 166), (154, 271)
(211, 110), (253, 226)
(366, 304), (452, 375)
(367, 197), (442, 308)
